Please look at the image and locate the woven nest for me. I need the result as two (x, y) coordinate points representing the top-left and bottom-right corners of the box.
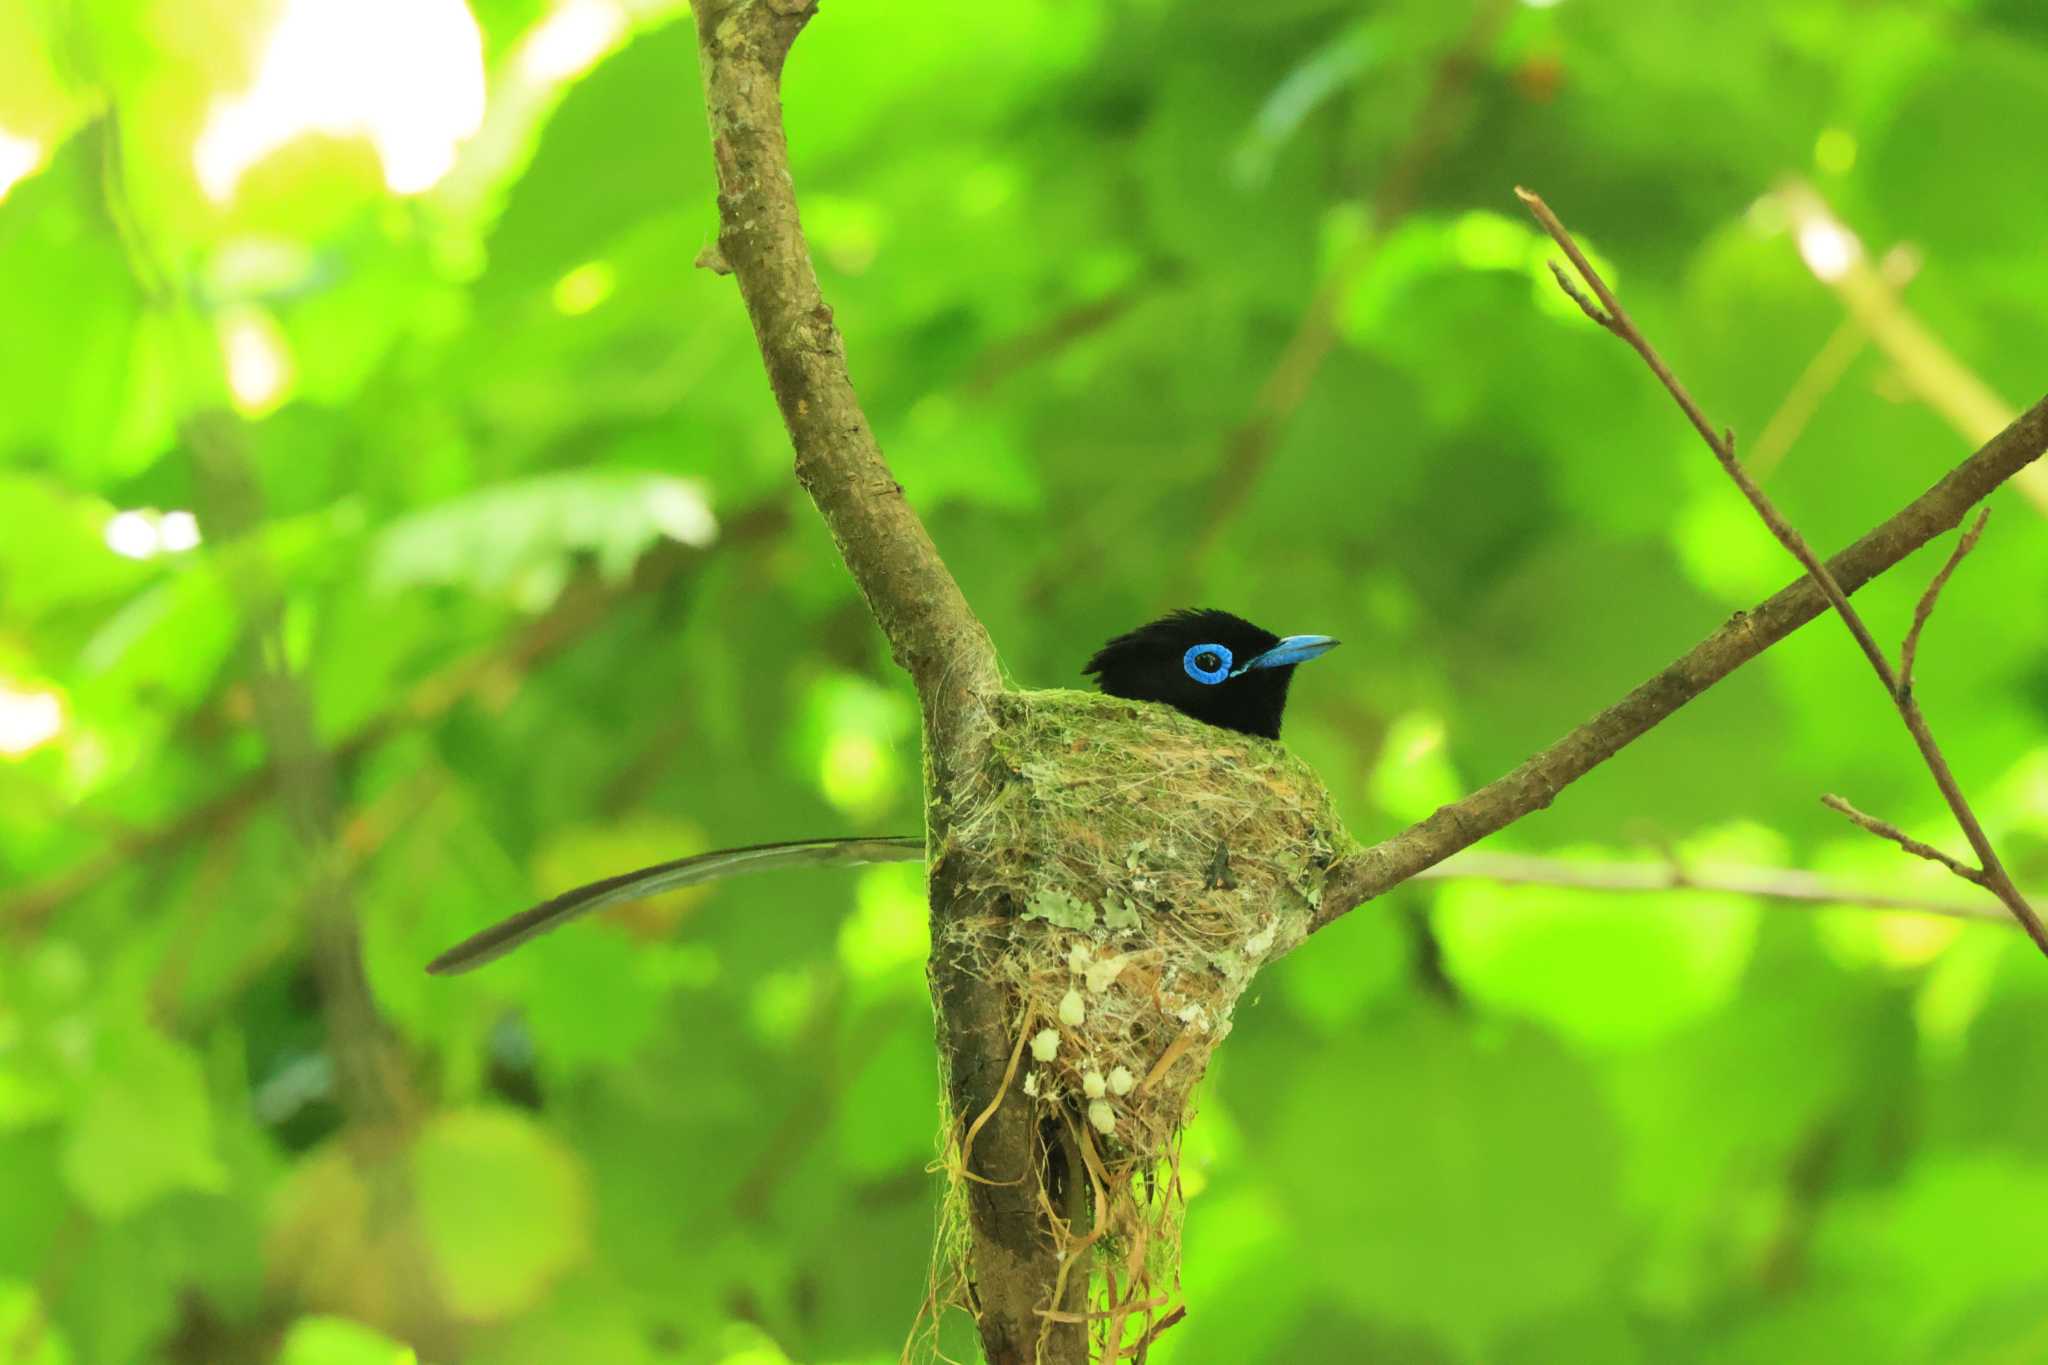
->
(926, 688), (1353, 1349)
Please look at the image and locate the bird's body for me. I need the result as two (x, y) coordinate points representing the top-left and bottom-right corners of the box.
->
(427, 610), (1335, 974)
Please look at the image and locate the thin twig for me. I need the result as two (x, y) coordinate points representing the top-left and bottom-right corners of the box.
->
(1900, 507), (1989, 692)
(1818, 796), (1988, 887)
(1517, 188), (1902, 691)
(1314, 393), (2048, 931)
(1421, 848), (2010, 922)
(1517, 187), (2048, 958)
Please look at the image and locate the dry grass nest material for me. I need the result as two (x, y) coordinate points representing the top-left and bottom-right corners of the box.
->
(931, 688), (1354, 1347)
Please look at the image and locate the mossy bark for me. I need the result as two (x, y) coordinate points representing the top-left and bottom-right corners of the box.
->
(693, 3), (1070, 1355)
(930, 856), (1090, 1364)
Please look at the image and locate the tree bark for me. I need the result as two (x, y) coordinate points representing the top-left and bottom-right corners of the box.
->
(692, 3), (1077, 1356)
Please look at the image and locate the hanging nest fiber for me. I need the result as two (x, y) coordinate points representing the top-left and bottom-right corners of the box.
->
(926, 688), (1354, 1351)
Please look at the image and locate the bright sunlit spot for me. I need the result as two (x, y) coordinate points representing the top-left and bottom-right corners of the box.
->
(1450, 210), (1535, 271)
(104, 510), (160, 560)
(220, 309), (295, 413)
(1744, 194), (1787, 236)
(646, 478), (718, 547)
(0, 681), (64, 758)
(104, 508), (205, 560)
(159, 511), (202, 553)
(820, 731), (889, 813)
(519, 0), (628, 82)
(193, 0), (486, 201)
(1796, 217), (1862, 282)
(1814, 127), (1857, 176)
(552, 260), (617, 315)
(838, 865), (929, 981)
(1871, 911), (1960, 968)
(0, 127), (44, 204)
(1370, 711), (1463, 822)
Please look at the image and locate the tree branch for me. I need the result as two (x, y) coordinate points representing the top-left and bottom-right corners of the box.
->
(1899, 506), (1989, 692)
(187, 413), (418, 1135)
(692, 5), (1064, 1358)
(1421, 849), (2012, 924)
(1315, 391), (2048, 930)
(1517, 189), (2048, 957)
(693, 0), (1000, 767)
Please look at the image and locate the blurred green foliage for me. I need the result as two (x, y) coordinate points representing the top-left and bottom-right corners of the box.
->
(3, 0), (2047, 1361)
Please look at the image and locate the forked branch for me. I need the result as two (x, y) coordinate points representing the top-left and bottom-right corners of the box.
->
(693, 0), (1000, 771)
(1314, 399), (2048, 929)
(1516, 188), (2048, 958)
(683, 2), (2048, 1353)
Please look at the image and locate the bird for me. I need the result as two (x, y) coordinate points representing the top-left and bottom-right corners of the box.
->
(426, 610), (1336, 975)
(1083, 607), (1336, 742)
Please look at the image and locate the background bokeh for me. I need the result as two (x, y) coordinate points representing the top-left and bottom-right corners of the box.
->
(4, 0), (2048, 1361)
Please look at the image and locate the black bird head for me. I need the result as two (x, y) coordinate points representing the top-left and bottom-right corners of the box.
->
(1083, 609), (1338, 740)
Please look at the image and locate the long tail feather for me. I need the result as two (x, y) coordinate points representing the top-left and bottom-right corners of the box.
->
(426, 835), (925, 976)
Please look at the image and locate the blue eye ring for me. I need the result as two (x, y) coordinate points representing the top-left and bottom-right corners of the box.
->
(1183, 643), (1234, 685)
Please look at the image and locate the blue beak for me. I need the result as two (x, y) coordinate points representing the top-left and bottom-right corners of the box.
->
(1236, 634), (1340, 674)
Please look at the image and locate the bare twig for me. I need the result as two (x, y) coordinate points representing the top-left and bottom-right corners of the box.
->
(1518, 189), (1902, 688)
(1516, 188), (2048, 958)
(1310, 388), (2048, 945)
(1818, 795), (1988, 887)
(1421, 848), (2011, 923)
(1900, 507), (1989, 692)
(1315, 393), (2048, 932)
(693, 0), (1000, 767)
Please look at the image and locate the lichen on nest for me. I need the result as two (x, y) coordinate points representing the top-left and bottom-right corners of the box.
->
(928, 687), (1354, 1345)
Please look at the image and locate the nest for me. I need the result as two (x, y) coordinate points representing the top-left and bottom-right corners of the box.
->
(925, 688), (1353, 1352)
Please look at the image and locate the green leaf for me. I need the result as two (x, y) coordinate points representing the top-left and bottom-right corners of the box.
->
(370, 469), (716, 603)
(1432, 841), (1761, 1048)
(60, 1026), (225, 1220)
(1812, 1156), (2048, 1355)
(513, 927), (665, 1079)
(835, 1015), (939, 1178)
(412, 1109), (591, 1321)
(0, 1280), (69, 1365)
(1257, 1006), (1627, 1353)
(277, 1315), (416, 1365)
